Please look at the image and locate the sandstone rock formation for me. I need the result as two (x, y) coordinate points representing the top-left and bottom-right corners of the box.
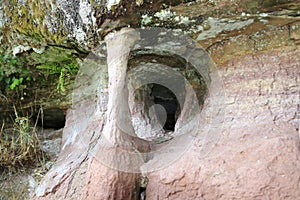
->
(0, 0), (299, 199)
(35, 32), (299, 200)
(146, 46), (300, 199)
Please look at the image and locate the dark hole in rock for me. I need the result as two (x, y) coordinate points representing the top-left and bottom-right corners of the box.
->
(128, 51), (208, 139)
(34, 108), (66, 129)
(151, 84), (179, 131)
(133, 83), (180, 133)
(139, 187), (146, 200)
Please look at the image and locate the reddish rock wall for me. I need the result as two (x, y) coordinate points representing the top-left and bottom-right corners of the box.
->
(35, 39), (299, 200)
(146, 46), (300, 199)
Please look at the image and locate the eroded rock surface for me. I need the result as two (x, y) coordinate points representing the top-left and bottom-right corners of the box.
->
(146, 46), (300, 200)
(1, 0), (299, 199)
(34, 26), (300, 199)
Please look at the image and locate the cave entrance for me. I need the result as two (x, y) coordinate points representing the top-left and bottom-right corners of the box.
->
(34, 108), (66, 130)
(128, 52), (208, 140)
(151, 84), (179, 131)
(130, 82), (182, 139)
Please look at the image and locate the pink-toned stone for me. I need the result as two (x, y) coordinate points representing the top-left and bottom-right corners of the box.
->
(35, 41), (299, 200)
(145, 46), (300, 200)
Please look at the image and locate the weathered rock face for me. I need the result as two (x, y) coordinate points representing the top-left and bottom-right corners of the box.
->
(1, 0), (299, 199)
(146, 46), (300, 199)
(33, 26), (210, 199)
(1, 0), (298, 117)
(34, 29), (299, 200)
(82, 28), (149, 200)
(1, 0), (299, 52)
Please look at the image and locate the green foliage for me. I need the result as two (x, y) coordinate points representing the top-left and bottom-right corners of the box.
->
(0, 46), (79, 94)
(36, 60), (78, 93)
(36, 60), (78, 75)
(0, 54), (31, 92)
(9, 77), (23, 90)
(28, 46), (79, 93)
(28, 46), (77, 65)
(0, 55), (23, 78)
(57, 67), (66, 92)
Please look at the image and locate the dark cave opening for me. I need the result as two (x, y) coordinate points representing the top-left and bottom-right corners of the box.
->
(151, 84), (179, 131)
(128, 51), (209, 139)
(139, 186), (146, 200)
(34, 108), (66, 129)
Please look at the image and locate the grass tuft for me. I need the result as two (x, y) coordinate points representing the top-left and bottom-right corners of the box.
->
(0, 106), (43, 168)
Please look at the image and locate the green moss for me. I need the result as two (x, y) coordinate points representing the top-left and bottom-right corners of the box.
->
(28, 46), (79, 93)
(3, 0), (65, 45)
(28, 46), (77, 65)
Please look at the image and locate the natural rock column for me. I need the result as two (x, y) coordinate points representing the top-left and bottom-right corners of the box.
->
(84, 28), (149, 199)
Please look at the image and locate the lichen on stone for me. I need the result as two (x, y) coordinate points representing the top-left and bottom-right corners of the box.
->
(197, 17), (254, 40)
(106, 0), (121, 11)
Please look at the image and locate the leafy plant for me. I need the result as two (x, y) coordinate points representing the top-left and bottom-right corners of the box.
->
(9, 77), (24, 90)
(36, 60), (78, 93)
(0, 54), (32, 92)
(0, 55), (23, 77)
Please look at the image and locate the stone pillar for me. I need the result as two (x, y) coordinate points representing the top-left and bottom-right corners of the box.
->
(83, 28), (149, 200)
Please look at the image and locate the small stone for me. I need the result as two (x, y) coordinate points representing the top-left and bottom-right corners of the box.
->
(203, 22), (211, 30)
(136, 0), (143, 6)
(259, 13), (268, 17)
(197, 25), (204, 32)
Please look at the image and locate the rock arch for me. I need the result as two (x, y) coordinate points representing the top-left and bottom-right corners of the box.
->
(35, 27), (220, 199)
